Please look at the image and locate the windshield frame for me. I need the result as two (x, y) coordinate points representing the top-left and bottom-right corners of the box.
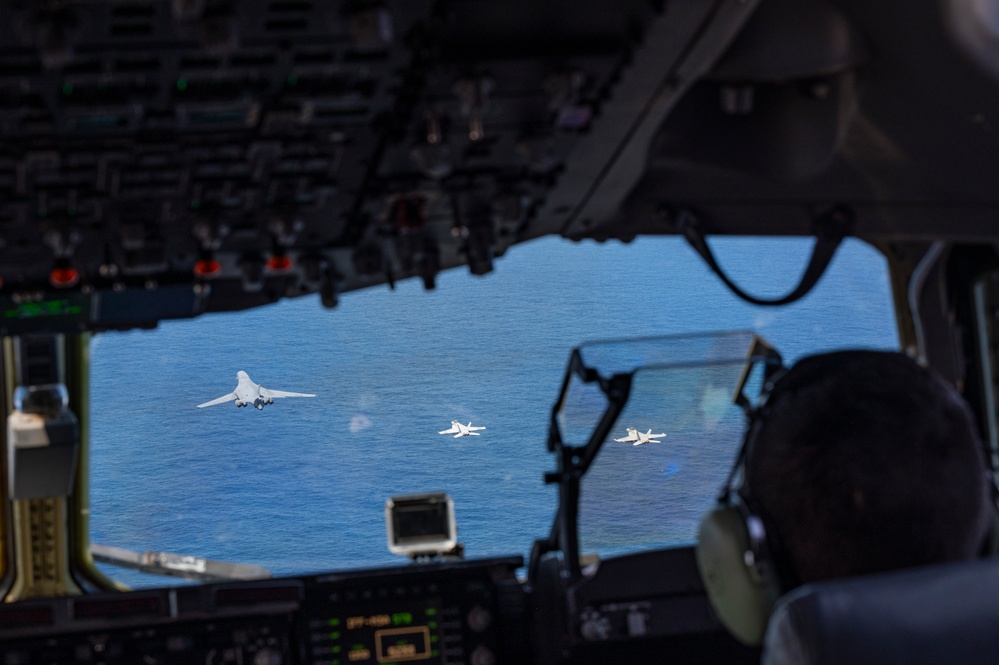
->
(537, 331), (784, 581)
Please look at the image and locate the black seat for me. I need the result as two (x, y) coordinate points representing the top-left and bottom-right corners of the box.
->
(763, 557), (999, 665)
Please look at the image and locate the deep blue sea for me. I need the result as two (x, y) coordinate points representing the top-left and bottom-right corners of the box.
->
(88, 236), (898, 587)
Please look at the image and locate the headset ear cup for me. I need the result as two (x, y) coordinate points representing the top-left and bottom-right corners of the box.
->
(696, 505), (773, 646)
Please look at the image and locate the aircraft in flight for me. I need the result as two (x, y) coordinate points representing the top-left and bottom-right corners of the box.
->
(197, 371), (315, 410)
(614, 428), (668, 446)
(438, 421), (486, 438)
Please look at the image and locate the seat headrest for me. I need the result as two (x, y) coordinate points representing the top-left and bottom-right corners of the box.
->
(764, 557), (999, 665)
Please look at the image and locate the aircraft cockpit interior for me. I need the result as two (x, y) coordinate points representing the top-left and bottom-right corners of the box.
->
(2, 1), (999, 663)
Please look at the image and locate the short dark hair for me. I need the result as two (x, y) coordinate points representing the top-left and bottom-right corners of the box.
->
(746, 350), (991, 585)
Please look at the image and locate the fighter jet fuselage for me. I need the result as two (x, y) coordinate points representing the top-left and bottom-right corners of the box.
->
(439, 420), (486, 437)
(615, 427), (668, 446)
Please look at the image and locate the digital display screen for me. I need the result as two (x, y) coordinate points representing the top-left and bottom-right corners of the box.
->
(0, 295), (92, 335)
(374, 626), (431, 662)
(3, 298), (85, 319)
(308, 603), (443, 664)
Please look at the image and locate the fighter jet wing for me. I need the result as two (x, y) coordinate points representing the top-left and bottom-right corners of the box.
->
(439, 426), (460, 434)
(614, 434), (637, 442)
(197, 392), (237, 408)
(259, 387), (316, 399)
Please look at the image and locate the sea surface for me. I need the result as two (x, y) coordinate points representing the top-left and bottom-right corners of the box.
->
(88, 236), (898, 587)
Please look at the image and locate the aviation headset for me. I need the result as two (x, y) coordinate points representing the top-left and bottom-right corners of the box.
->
(695, 351), (999, 646)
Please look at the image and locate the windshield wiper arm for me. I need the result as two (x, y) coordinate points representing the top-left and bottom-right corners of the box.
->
(91, 544), (270, 582)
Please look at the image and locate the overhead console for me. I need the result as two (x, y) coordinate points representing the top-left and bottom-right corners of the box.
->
(0, 0), (776, 331)
(0, 0), (662, 329)
(0, 556), (527, 665)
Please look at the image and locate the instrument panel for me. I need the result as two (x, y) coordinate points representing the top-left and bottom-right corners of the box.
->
(0, 556), (526, 665)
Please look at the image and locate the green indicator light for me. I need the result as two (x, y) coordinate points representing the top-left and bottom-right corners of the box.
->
(425, 607), (437, 616)
(328, 618), (341, 626)
(332, 646), (341, 654)
(330, 631), (340, 639)
(432, 650), (440, 657)
(332, 661), (340, 665)
(287, 74), (298, 86)
(176, 78), (188, 91)
(427, 621), (438, 629)
(430, 635), (439, 644)
(392, 612), (412, 625)
(61, 83), (73, 95)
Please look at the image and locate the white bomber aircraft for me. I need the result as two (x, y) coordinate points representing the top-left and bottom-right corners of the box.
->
(614, 427), (667, 446)
(197, 371), (315, 410)
(438, 420), (486, 437)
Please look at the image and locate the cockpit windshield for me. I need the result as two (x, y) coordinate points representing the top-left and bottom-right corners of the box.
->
(88, 235), (898, 587)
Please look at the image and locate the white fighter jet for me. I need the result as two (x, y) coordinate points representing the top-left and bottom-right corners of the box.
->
(614, 427), (668, 446)
(197, 371), (315, 410)
(438, 420), (486, 437)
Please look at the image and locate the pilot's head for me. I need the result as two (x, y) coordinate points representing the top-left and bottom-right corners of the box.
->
(697, 350), (992, 644)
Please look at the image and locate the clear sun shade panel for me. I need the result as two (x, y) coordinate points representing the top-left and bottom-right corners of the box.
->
(554, 331), (772, 557)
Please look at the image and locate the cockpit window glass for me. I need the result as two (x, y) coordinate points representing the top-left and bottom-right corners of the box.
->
(89, 236), (897, 587)
(556, 330), (761, 449)
(558, 380), (607, 447)
(578, 361), (765, 556)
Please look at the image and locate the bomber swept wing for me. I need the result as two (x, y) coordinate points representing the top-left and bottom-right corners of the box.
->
(198, 371), (315, 410)
(260, 387), (316, 399)
(196, 392), (239, 409)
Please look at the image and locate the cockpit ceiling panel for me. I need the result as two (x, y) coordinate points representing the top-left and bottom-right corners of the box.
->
(0, 0), (997, 329)
(602, 0), (999, 243)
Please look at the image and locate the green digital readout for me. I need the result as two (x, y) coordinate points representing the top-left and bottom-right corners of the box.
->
(4, 299), (83, 319)
(0, 294), (93, 335)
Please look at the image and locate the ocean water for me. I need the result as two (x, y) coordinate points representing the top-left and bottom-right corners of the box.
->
(88, 235), (898, 586)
